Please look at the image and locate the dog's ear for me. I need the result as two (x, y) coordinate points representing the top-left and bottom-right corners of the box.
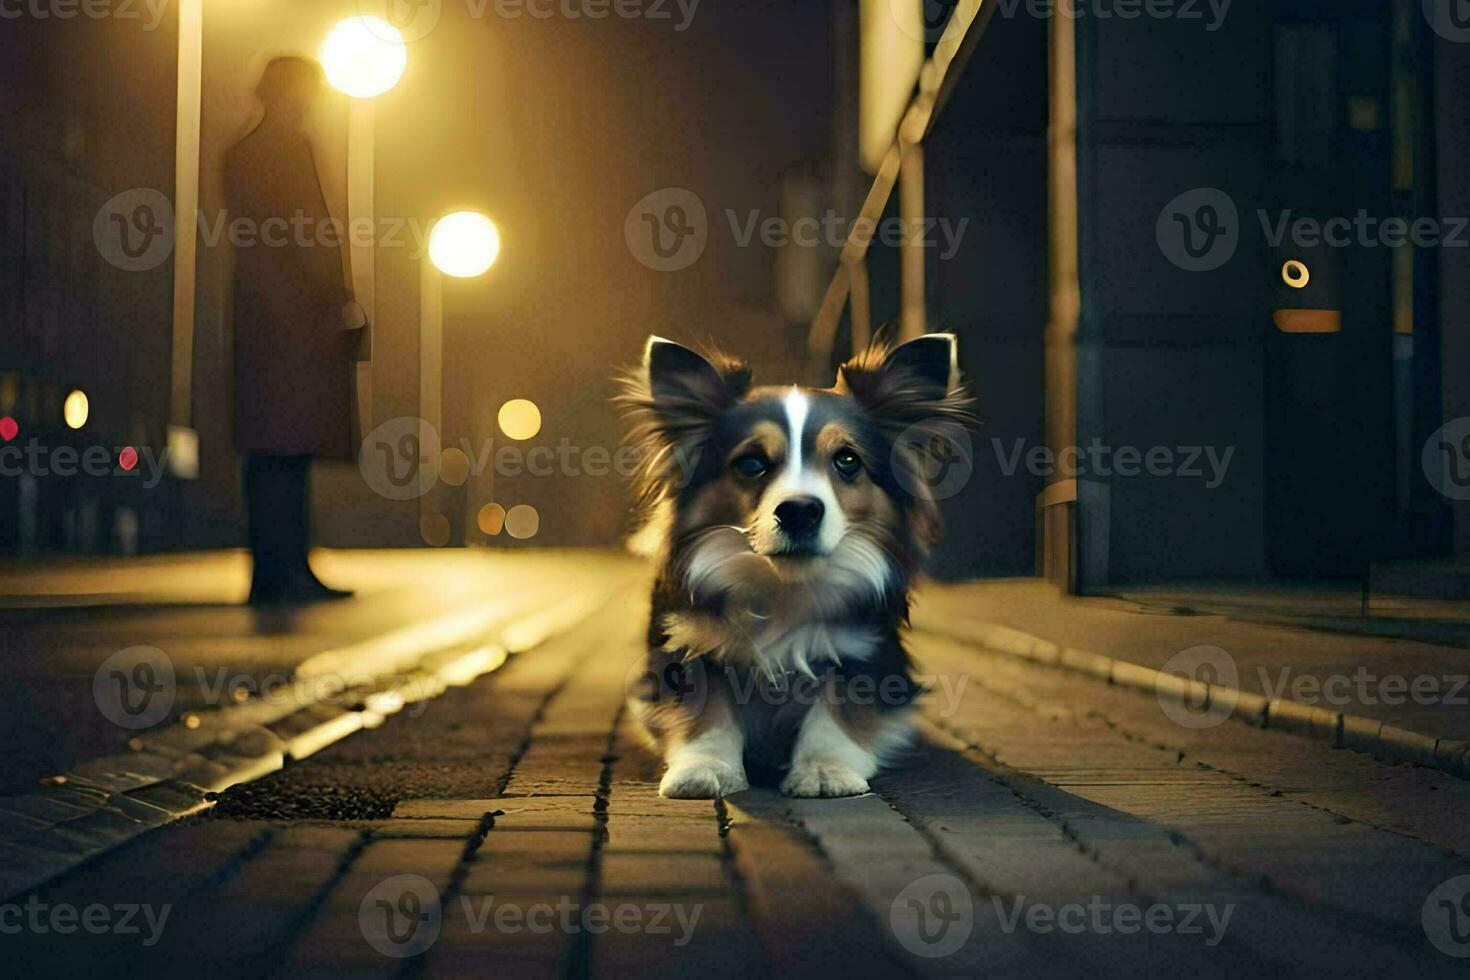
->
(617, 337), (751, 503)
(640, 336), (751, 431)
(838, 334), (976, 550)
(837, 333), (973, 432)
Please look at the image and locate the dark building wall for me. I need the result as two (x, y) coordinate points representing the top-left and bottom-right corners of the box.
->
(925, 7), (1050, 580)
(0, 10), (182, 553)
(1438, 33), (1470, 562)
(1070, 1), (1447, 584)
(1075, 5), (1273, 583)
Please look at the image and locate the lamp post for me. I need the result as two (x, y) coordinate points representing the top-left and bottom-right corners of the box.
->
(167, 0), (203, 482)
(319, 15), (408, 442)
(419, 211), (501, 546)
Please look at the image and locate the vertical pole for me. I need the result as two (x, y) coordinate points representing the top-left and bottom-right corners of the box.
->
(418, 260), (442, 542)
(348, 100), (376, 442)
(849, 258), (872, 356)
(1045, 5), (1082, 589)
(169, 0), (202, 430)
(898, 140), (926, 341)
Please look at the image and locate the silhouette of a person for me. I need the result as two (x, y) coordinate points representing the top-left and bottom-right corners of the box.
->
(226, 57), (363, 604)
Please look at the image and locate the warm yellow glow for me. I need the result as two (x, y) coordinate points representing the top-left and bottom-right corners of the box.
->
(320, 17), (407, 99)
(419, 513), (451, 547)
(1282, 260), (1310, 289)
(439, 447), (470, 487)
(497, 399), (541, 441)
(505, 504), (539, 540)
(477, 503), (506, 536)
(429, 211), (501, 278)
(63, 389), (88, 430)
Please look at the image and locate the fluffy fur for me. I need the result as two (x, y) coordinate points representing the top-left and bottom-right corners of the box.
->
(618, 333), (975, 798)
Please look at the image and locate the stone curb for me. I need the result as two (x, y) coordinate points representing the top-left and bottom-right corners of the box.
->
(0, 580), (636, 901)
(911, 616), (1470, 781)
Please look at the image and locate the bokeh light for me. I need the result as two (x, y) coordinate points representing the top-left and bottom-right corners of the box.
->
(63, 389), (88, 430)
(1282, 259), (1310, 289)
(419, 512), (451, 547)
(497, 399), (542, 441)
(320, 17), (407, 99)
(477, 503), (506, 536)
(429, 211), (501, 278)
(505, 504), (539, 540)
(439, 447), (470, 487)
(118, 447), (138, 471)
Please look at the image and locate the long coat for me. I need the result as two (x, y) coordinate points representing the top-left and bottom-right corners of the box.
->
(225, 124), (352, 459)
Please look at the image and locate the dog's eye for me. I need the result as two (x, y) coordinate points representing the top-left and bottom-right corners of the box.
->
(832, 449), (862, 479)
(732, 454), (769, 479)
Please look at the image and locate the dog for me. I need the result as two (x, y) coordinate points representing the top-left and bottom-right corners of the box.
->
(618, 333), (975, 798)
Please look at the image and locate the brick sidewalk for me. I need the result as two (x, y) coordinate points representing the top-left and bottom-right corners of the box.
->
(6, 563), (1470, 976)
(916, 578), (1470, 749)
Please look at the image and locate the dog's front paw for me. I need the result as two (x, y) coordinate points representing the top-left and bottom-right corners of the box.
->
(780, 763), (870, 798)
(660, 760), (749, 799)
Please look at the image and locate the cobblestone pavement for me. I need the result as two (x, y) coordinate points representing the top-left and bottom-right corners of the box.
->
(4, 553), (1470, 977)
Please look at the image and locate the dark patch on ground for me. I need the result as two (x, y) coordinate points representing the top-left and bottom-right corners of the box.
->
(207, 780), (397, 820)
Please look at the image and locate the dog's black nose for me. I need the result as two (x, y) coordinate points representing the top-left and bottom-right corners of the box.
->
(775, 496), (825, 538)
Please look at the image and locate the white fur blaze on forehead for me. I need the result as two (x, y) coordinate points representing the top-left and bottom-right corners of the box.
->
(783, 388), (809, 471)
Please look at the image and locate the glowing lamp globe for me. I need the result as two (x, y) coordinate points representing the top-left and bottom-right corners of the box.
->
(63, 389), (89, 430)
(429, 211), (501, 278)
(320, 17), (407, 98)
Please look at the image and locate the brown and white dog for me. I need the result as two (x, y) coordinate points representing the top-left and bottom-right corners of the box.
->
(619, 333), (975, 798)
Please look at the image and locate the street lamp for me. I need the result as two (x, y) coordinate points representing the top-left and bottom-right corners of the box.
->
(420, 211), (500, 546)
(320, 15), (408, 443)
(429, 211), (501, 279)
(63, 390), (88, 430)
(320, 17), (407, 98)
